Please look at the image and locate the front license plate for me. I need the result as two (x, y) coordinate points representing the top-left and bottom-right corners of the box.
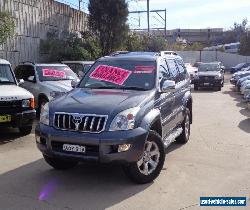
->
(204, 83), (210, 86)
(0, 115), (11, 123)
(63, 144), (86, 153)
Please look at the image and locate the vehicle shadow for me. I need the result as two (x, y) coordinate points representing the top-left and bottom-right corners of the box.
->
(165, 142), (184, 154)
(0, 159), (151, 210)
(0, 128), (22, 144)
(0, 122), (37, 144)
(238, 118), (250, 134)
(192, 88), (218, 93)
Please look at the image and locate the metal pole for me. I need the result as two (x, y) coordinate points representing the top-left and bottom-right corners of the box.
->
(79, 0), (82, 11)
(164, 9), (167, 39)
(147, 0), (150, 33)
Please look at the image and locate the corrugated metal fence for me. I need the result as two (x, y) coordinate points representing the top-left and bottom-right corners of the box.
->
(0, 0), (88, 67)
(177, 51), (250, 68)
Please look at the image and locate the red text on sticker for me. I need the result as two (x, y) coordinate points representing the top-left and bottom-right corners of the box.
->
(89, 65), (132, 85)
(43, 69), (66, 78)
(134, 66), (155, 73)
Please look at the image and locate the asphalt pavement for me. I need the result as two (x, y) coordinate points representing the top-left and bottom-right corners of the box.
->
(0, 74), (249, 210)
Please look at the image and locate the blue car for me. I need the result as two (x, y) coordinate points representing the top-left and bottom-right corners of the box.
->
(231, 63), (250, 73)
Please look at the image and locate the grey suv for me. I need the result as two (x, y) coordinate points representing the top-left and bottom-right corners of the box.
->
(36, 53), (193, 184)
(15, 63), (79, 114)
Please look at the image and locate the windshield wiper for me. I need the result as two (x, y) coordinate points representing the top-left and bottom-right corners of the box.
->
(85, 86), (146, 91)
(122, 86), (147, 91)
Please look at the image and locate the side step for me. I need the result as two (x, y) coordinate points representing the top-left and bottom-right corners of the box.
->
(163, 127), (183, 149)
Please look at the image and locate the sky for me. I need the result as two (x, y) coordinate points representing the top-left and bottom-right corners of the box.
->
(57, 0), (250, 30)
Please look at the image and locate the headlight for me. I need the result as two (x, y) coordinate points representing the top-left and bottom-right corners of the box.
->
(40, 103), (49, 126)
(22, 98), (35, 109)
(215, 74), (222, 80)
(109, 107), (140, 131)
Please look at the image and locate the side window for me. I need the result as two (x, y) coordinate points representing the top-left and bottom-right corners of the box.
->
(159, 60), (171, 81)
(176, 60), (187, 81)
(15, 65), (35, 81)
(166, 59), (179, 82)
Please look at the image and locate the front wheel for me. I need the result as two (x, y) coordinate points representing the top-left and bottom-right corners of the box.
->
(123, 131), (165, 184)
(194, 85), (199, 91)
(176, 108), (191, 144)
(43, 155), (78, 170)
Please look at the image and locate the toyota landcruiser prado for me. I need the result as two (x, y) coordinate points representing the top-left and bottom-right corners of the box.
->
(36, 53), (193, 184)
(0, 59), (36, 135)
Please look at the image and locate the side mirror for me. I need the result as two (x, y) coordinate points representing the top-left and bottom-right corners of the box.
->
(160, 80), (176, 93)
(71, 80), (78, 88)
(28, 76), (36, 83)
(18, 79), (24, 85)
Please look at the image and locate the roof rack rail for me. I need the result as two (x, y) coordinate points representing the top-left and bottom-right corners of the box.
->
(20, 61), (35, 65)
(109, 51), (130, 56)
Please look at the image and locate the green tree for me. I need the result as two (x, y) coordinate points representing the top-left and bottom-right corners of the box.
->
(239, 34), (250, 56)
(88, 0), (129, 55)
(40, 30), (101, 62)
(0, 11), (15, 45)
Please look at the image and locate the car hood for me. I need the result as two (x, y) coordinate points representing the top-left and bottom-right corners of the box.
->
(198, 71), (220, 76)
(42, 80), (73, 92)
(0, 85), (33, 100)
(51, 88), (153, 116)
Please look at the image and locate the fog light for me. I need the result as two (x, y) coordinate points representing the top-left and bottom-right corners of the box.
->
(118, 144), (131, 153)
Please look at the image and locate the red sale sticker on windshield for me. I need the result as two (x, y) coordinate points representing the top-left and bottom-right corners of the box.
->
(90, 65), (132, 85)
(43, 69), (66, 78)
(134, 66), (155, 73)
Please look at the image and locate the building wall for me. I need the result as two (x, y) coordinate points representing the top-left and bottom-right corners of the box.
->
(0, 0), (88, 67)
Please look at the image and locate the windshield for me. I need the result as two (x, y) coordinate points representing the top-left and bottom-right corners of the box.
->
(79, 60), (156, 90)
(0, 64), (15, 85)
(36, 66), (78, 81)
(235, 63), (245, 68)
(198, 63), (220, 72)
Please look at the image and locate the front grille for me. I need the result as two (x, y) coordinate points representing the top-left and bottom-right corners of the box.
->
(51, 141), (99, 156)
(199, 76), (215, 81)
(0, 100), (24, 114)
(54, 113), (107, 133)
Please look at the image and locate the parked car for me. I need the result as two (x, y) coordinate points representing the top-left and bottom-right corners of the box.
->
(241, 82), (250, 98)
(14, 62), (79, 115)
(36, 53), (193, 184)
(185, 63), (197, 84)
(246, 94), (250, 110)
(193, 62), (224, 91)
(0, 59), (36, 135)
(160, 51), (178, 56)
(61, 61), (94, 78)
(230, 72), (250, 85)
(193, 62), (202, 68)
(231, 63), (250, 73)
(236, 75), (250, 91)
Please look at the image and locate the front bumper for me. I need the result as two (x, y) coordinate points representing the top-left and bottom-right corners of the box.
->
(194, 79), (222, 87)
(0, 110), (36, 128)
(36, 124), (148, 163)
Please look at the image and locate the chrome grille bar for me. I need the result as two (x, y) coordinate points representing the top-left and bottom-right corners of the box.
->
(54, 113), (107, 133)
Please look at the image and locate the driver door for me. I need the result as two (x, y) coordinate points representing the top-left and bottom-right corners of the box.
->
(157, 59), (176, 138)
(15, 65), (39, 100)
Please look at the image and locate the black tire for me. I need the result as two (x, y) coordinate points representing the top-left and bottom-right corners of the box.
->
(217, 86), (222, 91)
(38, 97), (49, 117)
(19, 126), (32, 136)
(194, 85), (199, 91)
(123, 130), (165, 184)
(43, 155), (78, 170)
(176, 108), (191, 144)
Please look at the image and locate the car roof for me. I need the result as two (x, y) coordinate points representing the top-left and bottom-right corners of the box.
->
(98, 54), (159, 62)
(62, 61), (94, 64)
(18, 63), (68, 67)
(0, 58), (10, 65)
